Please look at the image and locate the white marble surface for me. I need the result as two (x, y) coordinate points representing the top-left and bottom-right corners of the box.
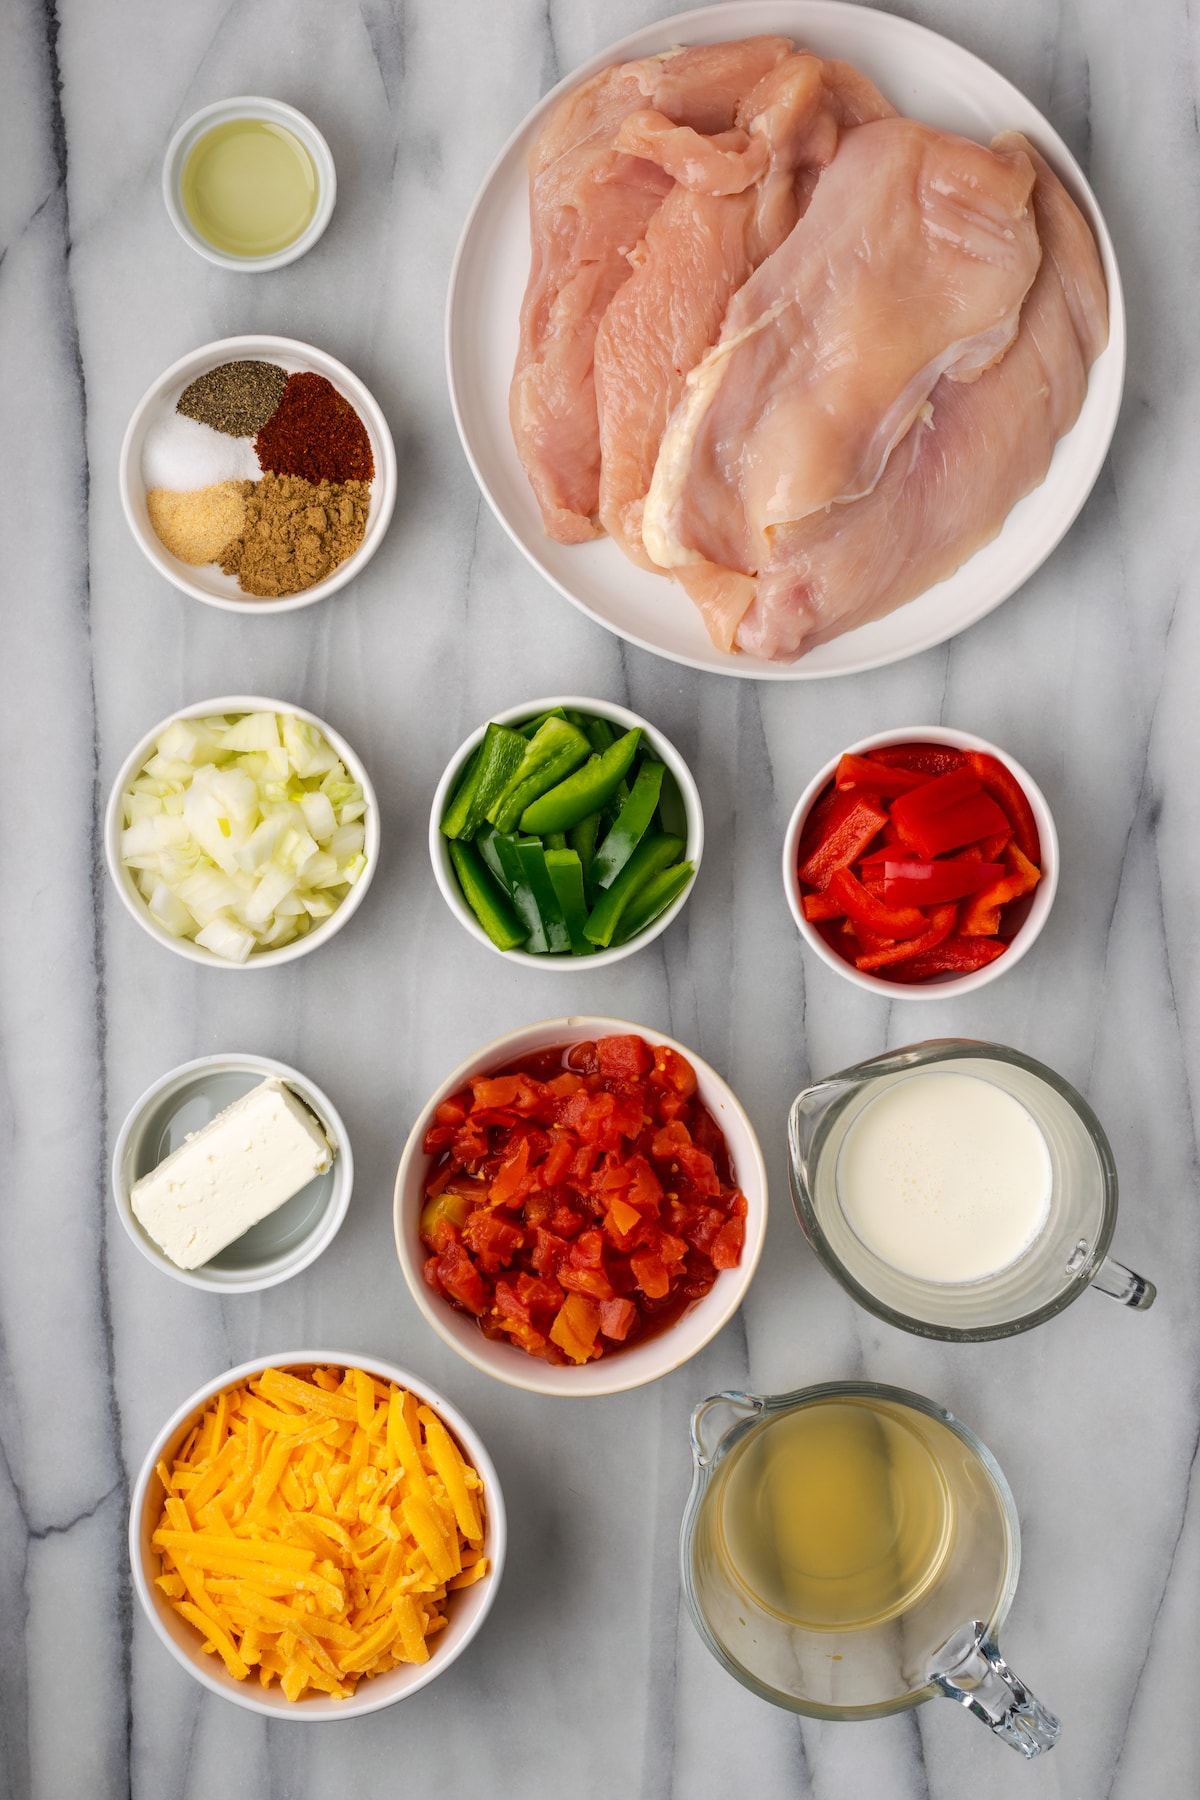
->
(1, 0), (1197, 1794)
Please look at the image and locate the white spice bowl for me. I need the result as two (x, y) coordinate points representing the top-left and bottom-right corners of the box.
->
(119, 334), (397, 613)
(104, 695), (379, 971)
(429, 697), (704, 969)
(162, 97), (337, 272)
(111, 1053), (353, 1292)
(782, 726), (1059, 1000)
(129, 1351), (506, 1717)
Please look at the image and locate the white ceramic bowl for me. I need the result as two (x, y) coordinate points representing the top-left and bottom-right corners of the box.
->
(104, 694), (379, 970)
(120, 334), (397, 613)
(782, 727), (1059, 999)
(429, 698), (704, 969)
(129, 1351), (506, 1718)
(112, 1053), (353, 1292)
(162, 97), (336, 271)
(393, 1016), (768, 1396)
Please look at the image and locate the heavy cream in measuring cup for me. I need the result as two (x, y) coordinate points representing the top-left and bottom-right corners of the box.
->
(835, 1071), (1051, 1283)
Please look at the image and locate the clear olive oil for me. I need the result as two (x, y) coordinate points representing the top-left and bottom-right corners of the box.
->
(718, 1399), (953, 1629)
(182, 119), (317, 258)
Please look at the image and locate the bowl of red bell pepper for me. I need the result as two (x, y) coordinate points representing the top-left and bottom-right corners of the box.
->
(783, 728), (1059, 996)
(392, 1017), (768, 1396)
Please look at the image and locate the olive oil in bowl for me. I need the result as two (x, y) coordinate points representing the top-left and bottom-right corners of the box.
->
(181, 118), (318, 259)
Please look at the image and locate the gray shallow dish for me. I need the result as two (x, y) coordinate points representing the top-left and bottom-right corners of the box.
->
(111, 1053), (353, 1291)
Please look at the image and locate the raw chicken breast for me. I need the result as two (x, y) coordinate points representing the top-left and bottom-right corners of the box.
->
(595, 54), (896, 567)
(734, 138), (1109, 660)
(509, 37), (792, 544)
(642, 118), (1041, 574)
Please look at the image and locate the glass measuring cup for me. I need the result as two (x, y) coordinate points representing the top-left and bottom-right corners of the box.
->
(788, 1039), (1155, 1340)
(680, 1382), (1060, 1756)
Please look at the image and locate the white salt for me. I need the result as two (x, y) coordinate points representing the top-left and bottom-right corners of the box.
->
(141, 412), (261, 491)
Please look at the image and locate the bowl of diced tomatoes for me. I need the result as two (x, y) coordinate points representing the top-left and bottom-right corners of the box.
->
(393, 1019), (768, 1396)
(783, 728), (1059, 998)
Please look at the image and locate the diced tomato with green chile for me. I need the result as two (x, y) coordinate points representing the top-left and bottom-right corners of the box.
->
(419, 1035), (747, 1365)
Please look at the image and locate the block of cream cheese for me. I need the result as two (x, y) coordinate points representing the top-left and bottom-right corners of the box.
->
(131, 1078), (334, 1269)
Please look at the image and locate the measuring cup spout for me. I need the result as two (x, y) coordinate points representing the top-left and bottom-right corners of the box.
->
(929, 1622), (1061, 1758)
(1090, 1254), (1156, 1310)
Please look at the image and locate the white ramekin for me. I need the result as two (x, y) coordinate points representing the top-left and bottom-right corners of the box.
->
(782, 726), (1059, 999)
(130, 1351), (505, 1718)
(104, 695), (379, 970)
(429, 698), (703, 969)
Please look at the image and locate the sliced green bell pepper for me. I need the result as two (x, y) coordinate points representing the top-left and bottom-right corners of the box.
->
(544, 848), (593, 953)
(519, 729), (643, 836)
(448, 840), (527, 951)
(441, 723), (528, 840)
(590, 760), (665, 889)
(583, 832), (684, 947)
(614, 860), (694, 943)
(487, 718), (592, 834)
(512, 838), (571, 953)
(569, 811), (601, 898)
(490, 832), (549, 952)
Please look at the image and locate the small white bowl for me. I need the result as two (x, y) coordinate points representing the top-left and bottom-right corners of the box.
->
(112, 1053), (353, 1291)
(162, 98), (336, 271)
(782, 727), (1059, 1000)
(120, 334), (397, 613)
(129, 1351), (506, 1718)
(393, 1016), (768, 1396)
(104, 694), (379, 971)
(429, 698), (704, 969)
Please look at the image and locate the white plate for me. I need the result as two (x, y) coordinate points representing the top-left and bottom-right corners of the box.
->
(446, 1), (1125, 681)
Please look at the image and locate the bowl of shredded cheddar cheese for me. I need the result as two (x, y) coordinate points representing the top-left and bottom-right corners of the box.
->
(129, 1353), (505, 1716)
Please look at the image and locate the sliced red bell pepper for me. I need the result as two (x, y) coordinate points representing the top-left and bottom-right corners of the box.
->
(958, 843), (1041, 936)
(882, 936), (1007, 979)
(797, 796), (888, 888)
(860, 843), (917, 868)
(882, 858), (1004, 907)
(802, 889), (846, 922)
(888, 767), (1010, 858)
(828, 867), (930, 940)
(855, 904), (958, 971)
(964, 751), (1041, 863)
(834, 753), (930, 797)
(869, 743), (967, 777)
(795, 785), (855, 862)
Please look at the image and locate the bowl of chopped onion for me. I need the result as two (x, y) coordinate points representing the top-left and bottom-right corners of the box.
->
(104, 697), (378, 968)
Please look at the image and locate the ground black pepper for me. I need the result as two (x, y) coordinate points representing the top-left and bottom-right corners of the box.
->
(177, 360), (288, 437)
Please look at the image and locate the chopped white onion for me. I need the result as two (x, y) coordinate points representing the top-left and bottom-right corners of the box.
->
(120, 711), (368, 961)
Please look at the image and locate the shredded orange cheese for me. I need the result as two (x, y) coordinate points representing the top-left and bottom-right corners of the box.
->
(151, 1365), (488, 1701)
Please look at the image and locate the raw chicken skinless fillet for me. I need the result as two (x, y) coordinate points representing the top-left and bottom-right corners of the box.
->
(733, 136), (1109, 660)
(509, 42), (1109, 662)
(594, 53), (897, 568)
(641, 116), (1043, 576)
(509, 35), (794, 544)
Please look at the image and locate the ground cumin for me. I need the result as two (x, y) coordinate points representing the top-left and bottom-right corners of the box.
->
(219, 473), (370, 598)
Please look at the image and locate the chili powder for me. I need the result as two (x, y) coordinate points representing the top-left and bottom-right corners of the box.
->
(255, 372), (375, 485)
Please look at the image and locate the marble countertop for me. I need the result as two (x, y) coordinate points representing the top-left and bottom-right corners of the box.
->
(3, 1), (1197, 1794)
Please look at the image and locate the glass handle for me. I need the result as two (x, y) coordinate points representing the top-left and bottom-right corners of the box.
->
(689, 1392), (762, 1469)
(929, 1622), (1061, 1759)
(1090, 1254), (1156, 1310)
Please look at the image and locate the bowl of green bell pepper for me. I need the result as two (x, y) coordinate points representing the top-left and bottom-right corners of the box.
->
(429, 697), (704, 966)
